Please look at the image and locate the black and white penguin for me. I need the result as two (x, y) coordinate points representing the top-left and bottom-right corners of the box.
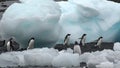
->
(79, 34), (87, 46)
(94, 37), (103, 48)
(6, 38), (14, 51)
(27, 37), (35, 50)
(73, 41), (81, 55)
(63, 34), (71, 45)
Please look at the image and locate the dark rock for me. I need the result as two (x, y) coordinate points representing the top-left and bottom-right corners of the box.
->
(108, 0), (120, 3)
(0, 40), (5, 47)
(1, 4), (8, 7)
(54, 42), (114, 53)
(80, 62), (87, 67)
(17, 48), (27, 51)
(11, 40), (20, 51)
(0, 9), (5, 12)
(0, 39), (20, 53)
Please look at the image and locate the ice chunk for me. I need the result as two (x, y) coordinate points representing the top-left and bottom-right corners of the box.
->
(113, 42), (120, 51)
(52, 53), (80, 67)
(0, 52), (25, 67)
(24, 53), (53, 66)
(96, 62), (114, 68)
(0, 0), (61, 47)
(0, 45), (120, 67)
(58, 0), (120, 42)
(87, 54), (108, 68)
(1, 0), (120, 48)
(114, 61), (120, 68)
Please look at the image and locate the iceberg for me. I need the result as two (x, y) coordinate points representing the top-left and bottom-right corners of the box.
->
(113, 42), (120, 51)
(58, 0), (120, 42)
(0, 0), (61, 47)
(0, 0), (120, 47)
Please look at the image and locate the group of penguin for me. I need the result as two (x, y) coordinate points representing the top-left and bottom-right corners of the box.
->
(0, 33), (103, 53)
(0, 35), (103, 68)
(63, 34), (103, 68)
(64, 34), (103, 55)
(0, 37), (35, 52)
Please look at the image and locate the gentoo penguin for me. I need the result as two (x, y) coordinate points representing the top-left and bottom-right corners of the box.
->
(63, 34), (71, 45)
(27, 37), (35, 50)
(94, 37), (103, 48)
(6, 38), (14, 51)
(73, 41), (81, 55)
(79, 34), (87, 46)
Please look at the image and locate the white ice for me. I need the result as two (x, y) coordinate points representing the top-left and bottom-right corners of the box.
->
(58, 0), (120, 42)
(0, 42), (120, 67)
(0, 0), (120, 47)
(113, 42), (120, 51)
(0, 0), (61, 47)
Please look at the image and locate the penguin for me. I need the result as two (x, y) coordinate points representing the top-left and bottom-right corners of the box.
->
(63, 34), (71, 45)
(6, 38), (14, 51)
(94, 37), (103, 48)
(27, 37), (35, 50)
(73, 41), (81, 55)
(79, 34), (87, 46)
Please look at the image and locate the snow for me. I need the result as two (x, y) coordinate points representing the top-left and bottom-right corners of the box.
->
(0, 42), (119, 67)
(0, 0), (120, 47)
(113, 42), (120, 51)
(52, 53), (80, 67)
(96, 62), (114, 68)
(0, 48), (80, 67)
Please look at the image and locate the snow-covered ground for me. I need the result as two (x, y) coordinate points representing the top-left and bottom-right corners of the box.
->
(0, 42), (120, 68)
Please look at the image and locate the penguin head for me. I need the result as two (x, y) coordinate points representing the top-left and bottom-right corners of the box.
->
(99, 36), (103, 39)
(97, 36), (103, 40)
(79, 34), (87, 39)
(31, 37), (35, 40)
(75, 41), (78, 45)
(28, 37), (35, 43)
(100, 37), (103, 38)
(67, 34), (71, 36)
(83, 34), (87, 36)
(9, 37), (13, 41)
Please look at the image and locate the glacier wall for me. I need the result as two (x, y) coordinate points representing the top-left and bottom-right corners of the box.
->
(0, 0), (120, 47)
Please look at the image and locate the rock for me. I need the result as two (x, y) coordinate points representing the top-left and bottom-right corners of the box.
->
(0, 40), (5, 47)
(54, 42), (114, 53)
